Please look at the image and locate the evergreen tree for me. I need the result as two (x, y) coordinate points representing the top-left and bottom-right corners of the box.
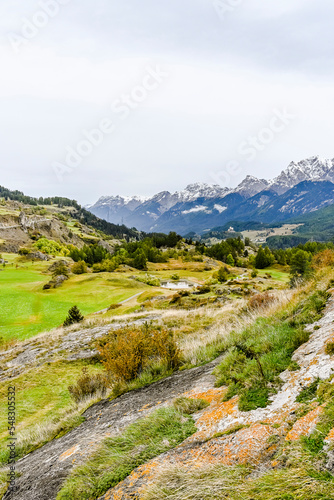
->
(255, 246), (275, 269)
(63, 306), (84, 327)
(290, 249), (311, 277)
(133, 249), (147, 270)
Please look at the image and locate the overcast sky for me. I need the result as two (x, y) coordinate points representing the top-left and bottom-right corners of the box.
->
(1, 0), (334, 204)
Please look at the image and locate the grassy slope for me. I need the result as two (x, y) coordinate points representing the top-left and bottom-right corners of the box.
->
(0, 255), (241, 340)
(257, 266), (290, 283)
(0, 254), (148, 341)
(56, 273), (334, 500)
(0, 360), (108, 474)
(0, 361), (103, 446)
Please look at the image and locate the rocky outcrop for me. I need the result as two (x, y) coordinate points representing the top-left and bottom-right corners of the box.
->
(18, 212), (52, 232)
(2, 359), (222, 500)
(27, 251), (50, 261)
(0, 210), (84, 251)
(2, 294), (334, 500)
(43, 274), (68, 289)
(97, 293), (334, 499)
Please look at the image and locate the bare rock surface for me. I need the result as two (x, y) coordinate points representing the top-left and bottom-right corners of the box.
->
(2, 295), (334, 499)
(96, 294), (334, 499)
(2, 358), (221, 500)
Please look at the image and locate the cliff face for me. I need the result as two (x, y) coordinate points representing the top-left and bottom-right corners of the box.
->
(0, 210), (83, 252)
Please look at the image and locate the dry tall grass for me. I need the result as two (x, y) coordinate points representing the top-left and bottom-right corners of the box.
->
(1, 388), (109, 466)
(141, 461), (334, 500)
(177, 289), (294, 366)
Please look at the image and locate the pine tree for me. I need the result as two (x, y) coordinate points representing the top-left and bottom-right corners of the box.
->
(255, 246), (274, 269)
(63, 306), (84, 327)
(133, 249), (148, 270)
(290, 249), (311, 277)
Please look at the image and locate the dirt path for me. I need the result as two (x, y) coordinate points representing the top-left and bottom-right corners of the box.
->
(3, 357), (222, 500)
(94, 292), (144, 314)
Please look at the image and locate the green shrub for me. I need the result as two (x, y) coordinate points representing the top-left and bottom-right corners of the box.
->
(34, 237), (67, 256)
(18, 247), (30, 255)
(92, 259), (117, 273)
(172, 397), (209, 414)
(135, 274), (160, 286)
(72, 261), (88, 274)
(52, 261), (70, 278)
(226, 254), (235, 266)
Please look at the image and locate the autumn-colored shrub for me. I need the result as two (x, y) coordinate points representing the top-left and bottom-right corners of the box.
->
(98, 325), (181, 383)
(312, 249), (334, 269)
(248, 291), (275, 310)
(68, 368), (107, 402)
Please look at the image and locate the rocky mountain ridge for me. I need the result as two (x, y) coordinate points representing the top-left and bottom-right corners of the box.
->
(88, 156), (334, 234)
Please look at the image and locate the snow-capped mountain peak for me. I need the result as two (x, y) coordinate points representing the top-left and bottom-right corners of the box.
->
(87, 155), (334, 234)
(270, 155), (334, 194)
(177, 183), (230, 202)
(233, 175), (270, 197)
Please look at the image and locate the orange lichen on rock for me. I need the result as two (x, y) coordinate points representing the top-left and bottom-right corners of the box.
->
(187, 424), (280, 466)
(103, 460), (160, 499)
(286, 405), (324, 441)
(326, 427), (334, 442)
(192, 395), (239, 440)
(187, 387), (226, 405)
(101, 421), (284, 499)
(58, 444), (80, 462)
(104, 489), (129, 500)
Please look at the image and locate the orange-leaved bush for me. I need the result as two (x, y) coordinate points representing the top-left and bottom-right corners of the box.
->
(312, 249), (334, 270)
(98, 325), (181, 383)
(248, 291), (275, 310)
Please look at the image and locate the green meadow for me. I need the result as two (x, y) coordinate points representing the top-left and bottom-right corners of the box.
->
(0, 360), (103, 444)
(0, 254), (147, 341)
(257, 266), (290, 282)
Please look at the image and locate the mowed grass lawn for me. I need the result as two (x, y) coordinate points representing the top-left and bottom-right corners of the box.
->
(257, 266), (290, 283)
(0, 254), (147, 341)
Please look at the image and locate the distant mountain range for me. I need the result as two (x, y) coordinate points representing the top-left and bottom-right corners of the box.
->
(87, 156), (334, 235)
